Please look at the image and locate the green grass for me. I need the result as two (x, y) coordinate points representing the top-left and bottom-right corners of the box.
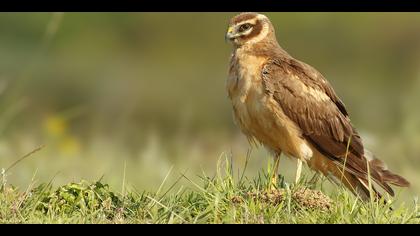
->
(1, 157), (419, 224)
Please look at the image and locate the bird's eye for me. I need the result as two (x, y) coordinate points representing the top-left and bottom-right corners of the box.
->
(239, 23), (252, 32)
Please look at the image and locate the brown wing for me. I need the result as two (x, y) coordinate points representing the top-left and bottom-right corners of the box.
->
(272, 57), (411, 196)
(261, 57), (385, 183)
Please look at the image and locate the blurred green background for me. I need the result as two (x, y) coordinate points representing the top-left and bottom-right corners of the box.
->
(0, 13), (419, 201)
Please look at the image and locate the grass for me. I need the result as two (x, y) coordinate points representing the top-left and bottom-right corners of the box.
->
(0, 156), (419, 224)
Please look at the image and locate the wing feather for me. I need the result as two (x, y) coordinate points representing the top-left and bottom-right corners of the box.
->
(261, 57), (375, 180)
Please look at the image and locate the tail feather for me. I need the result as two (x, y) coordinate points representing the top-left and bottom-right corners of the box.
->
(355, 177), (383, 201)
(327, 150), (410, 201)
(369, 157), (410, 188)
(350, 152), (410, 199)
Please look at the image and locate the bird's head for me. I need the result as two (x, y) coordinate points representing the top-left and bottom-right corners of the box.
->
(225, 12), (275, 48)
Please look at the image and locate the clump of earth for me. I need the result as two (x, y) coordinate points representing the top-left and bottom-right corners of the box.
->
(232, 187), (332, 211)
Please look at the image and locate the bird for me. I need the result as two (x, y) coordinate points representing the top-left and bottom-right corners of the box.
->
(225, 12), (410, 200)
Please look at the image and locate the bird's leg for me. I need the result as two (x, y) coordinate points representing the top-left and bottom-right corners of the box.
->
(295, 159), (303, 184)
(270, 153), (281, 189)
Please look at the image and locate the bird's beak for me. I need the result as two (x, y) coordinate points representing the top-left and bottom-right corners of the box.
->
(225, 26), (235, 42)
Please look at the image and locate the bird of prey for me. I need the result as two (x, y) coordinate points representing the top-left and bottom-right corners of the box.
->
(225, 12), (409, 200)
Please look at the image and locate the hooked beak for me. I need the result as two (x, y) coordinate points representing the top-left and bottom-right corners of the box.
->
(225, 26), (235, 42)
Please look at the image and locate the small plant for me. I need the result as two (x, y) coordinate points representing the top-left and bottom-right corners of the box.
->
(33, 180), (122, 217)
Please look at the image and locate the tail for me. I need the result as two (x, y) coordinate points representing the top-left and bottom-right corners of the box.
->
(338, 150), (410, 201)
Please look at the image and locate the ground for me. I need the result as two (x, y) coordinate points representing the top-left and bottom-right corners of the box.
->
(1, 159), (418, 224)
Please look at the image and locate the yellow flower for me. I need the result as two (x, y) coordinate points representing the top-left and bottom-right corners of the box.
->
(44, 115), (68, 137)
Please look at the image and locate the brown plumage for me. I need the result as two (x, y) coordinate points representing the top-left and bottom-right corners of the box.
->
(225, 12), (409, 200)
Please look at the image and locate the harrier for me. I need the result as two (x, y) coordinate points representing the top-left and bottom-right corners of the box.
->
(225, 12), (409, 200)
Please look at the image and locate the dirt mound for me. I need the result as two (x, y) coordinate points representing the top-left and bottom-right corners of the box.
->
(232, 187), (332, 211)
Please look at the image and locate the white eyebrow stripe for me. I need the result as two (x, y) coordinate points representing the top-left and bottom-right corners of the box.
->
(234, 18), (257, 26)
